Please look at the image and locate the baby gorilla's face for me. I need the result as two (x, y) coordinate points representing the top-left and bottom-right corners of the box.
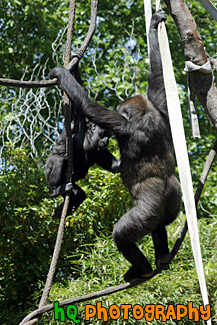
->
(85, 122), (112, 151)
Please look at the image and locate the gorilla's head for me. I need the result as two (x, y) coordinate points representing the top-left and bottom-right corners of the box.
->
(117, 95), (149, 120)
(83, 121), (112, 151)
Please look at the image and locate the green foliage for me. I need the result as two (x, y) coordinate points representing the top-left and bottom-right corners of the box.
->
(1, 0), (217, 324)
(0, 145), (55, 321)
(0, 142), (131, 324)
(0, 0), (69, 79)
(41, 214), (217, 324)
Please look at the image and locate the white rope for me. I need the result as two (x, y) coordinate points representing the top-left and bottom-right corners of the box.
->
(197, 0), (217, 22)
(144, 2), (211, 323)
(187, 78), (201, 138)
(184, 61), (212, 73)
(184, 61), (212, 138)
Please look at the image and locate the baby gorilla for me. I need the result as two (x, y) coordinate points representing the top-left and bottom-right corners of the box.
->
(49, 10), (181, 281)
(45, 119), (120, 218)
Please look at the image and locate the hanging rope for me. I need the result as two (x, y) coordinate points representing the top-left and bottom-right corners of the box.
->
(19, 1), (99, 324)
(19, 3), (77, 325)
(187, 77), (201, 138)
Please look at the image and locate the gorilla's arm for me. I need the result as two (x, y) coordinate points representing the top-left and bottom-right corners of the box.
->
(45, 155), (65, 190)
(49, 67), (128, 135)
(45, 119), (87, 198)
(147, 10), (168, 121)
(45, 129), (67, 187)
(95, 149), (121, 173)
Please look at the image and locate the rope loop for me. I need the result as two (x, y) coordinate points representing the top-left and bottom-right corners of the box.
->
(184, 61), (212, 73)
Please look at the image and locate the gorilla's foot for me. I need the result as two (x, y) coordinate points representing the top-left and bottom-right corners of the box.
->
(156, 253), (171, 268)
(50, 183), (73, 198)
(124, 265), (154, 282)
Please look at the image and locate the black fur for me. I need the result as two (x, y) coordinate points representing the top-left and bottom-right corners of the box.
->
(45, 117), (120, 219)
(46, 58), (120, 219)
(49, 10), (181, 280)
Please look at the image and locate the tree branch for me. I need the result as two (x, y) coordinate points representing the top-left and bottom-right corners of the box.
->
(0, 78), (57, 88)
(164, 0), (217, 130)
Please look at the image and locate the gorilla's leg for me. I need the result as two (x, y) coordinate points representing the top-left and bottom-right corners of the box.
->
(118, 242), (154, 282)
(151, 226), (170, 267)
(164, 175), (182, 225)
(52, 184), (86, 219)
(150, 175), (181, 267)
(112, 206), (155, 282)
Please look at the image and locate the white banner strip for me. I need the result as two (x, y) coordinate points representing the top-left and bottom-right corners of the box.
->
(145, 2), (211, 324)
(157, 16), (211, 325)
